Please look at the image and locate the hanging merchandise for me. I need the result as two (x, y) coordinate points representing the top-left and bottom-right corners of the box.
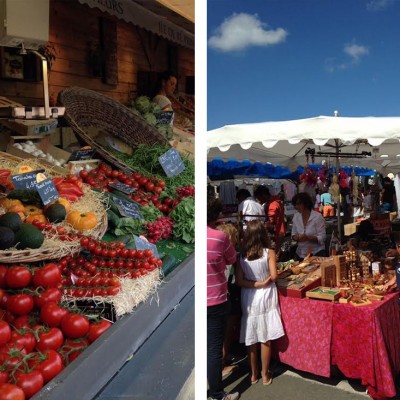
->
(329, 174), (340, 204)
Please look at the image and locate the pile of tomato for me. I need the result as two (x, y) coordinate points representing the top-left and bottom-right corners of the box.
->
(0, 261), (114, 399)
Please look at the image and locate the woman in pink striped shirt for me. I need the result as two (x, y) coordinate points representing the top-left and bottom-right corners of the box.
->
(207, 198), (239, 400)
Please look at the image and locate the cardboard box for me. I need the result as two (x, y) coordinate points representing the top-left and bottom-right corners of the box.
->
(344, 222), (358, 236)
(277, 276), (321, 298)
(7, 135), (70, 175)
(1, 118), (58, 136)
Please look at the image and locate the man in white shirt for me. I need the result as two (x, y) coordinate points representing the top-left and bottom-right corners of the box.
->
(236, 189), (265, 226)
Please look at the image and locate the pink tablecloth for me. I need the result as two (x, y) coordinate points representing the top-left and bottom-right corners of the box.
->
(332, 293), (400, 399)
(274, 295), (334, 377)
(274, 292), (400, 399)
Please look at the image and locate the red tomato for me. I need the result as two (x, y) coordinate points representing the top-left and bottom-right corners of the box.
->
(9, 330), (36, 353)
(35, 327), (64, 352)
(138, 177), (148, 187)
(14, 370), (44, 399)
(0, 342), (27, 371)
(0, 370), (9, 384)
(33, 263), (62, 288)
(145, 181), (155, 192)
(61, 313), (90, 339)
(0, 321), (11, 346)
(5, 266), (32, 289)
(12, 315), (36, 330)
(30, 349), (64, 384)
(7, 294), (34, 316)
(87, 319), (112, 343)
(59, 338), (89, 365)
(0, 266), (8, 289)
(40, 302), (68, 327)
(0, 383), (26, 400)
(34, 288), (62, 309)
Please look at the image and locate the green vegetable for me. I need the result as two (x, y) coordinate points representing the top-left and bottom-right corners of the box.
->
(140, 204), (162, 222)
(134, 96), (151, 114)
(144, 112), (157, 126)
(107, 209), (120, 228)
(108, 144), (195, 197)
(114, 217), (145, 236)
(170, 197), (195, 244)
(161, 254), (177, 277)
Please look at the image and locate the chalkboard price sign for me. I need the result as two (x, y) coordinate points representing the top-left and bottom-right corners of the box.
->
(68, 148), (97, 162)
(155, 111), (174, 125)
(112, 196), (142, 219)
(11, 170), (45, 190)
(36, 178), (59, 206)
(159, 148), (185, 177)
(133, 235), (159, 258)
(108, 182), (136, 194)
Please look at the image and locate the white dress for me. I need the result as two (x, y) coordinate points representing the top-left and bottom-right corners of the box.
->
(239, 249), (285, 346)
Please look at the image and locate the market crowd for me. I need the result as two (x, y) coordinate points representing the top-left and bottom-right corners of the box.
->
(207, 174), (398, 400)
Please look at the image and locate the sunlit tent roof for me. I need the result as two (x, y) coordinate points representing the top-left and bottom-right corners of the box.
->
(207, 115), (400, 175)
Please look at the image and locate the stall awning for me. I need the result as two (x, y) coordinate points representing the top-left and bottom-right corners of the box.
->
(156, 0), (194, 23)
(78, 0), (194, 49)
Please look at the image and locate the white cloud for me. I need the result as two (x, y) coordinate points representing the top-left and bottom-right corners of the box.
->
(366, 0), (395, 11)
(325, 42), (369, 72)
(208, 13), (288, 52)
(344, 43), (369, 63)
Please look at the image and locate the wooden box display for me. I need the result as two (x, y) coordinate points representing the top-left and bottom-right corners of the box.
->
(277, 276), (321, 299)
(334, 255), (347, 285)
(320, 259), (337, 287)
(306, 287), (341, 302)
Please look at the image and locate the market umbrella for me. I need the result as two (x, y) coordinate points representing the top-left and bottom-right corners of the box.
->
(207, 115), (400, 240)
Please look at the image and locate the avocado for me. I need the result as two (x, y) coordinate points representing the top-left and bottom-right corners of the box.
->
(0, 226), (16, 250)
(15, 224), (44, 250)
(0, 212), (22, 232)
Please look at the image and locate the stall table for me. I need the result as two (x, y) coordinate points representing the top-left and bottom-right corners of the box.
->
(274, 292), (400, 399)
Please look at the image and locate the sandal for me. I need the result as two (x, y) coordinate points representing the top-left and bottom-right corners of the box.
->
(222, 365), (238, 379)
(262, 371), (273, 386)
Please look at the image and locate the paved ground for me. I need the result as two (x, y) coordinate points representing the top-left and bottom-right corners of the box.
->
(214, 343), (400, 400)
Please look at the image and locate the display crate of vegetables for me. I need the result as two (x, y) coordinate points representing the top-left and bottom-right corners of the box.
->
(0, 154), (107, 263)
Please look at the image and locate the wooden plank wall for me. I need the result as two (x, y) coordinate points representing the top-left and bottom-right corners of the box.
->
(0, 0), (194, 107)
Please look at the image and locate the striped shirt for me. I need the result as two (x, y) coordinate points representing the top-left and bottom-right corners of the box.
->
(207, 227), (237, 307)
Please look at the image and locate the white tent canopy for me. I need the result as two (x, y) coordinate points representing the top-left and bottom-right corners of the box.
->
(207, 116), (400, 174)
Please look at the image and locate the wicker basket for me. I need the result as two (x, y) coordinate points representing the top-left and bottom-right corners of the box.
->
(59, 87), (170, 173)
(0, 152), (107, 263)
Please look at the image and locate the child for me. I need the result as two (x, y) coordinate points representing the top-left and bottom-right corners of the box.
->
(236, 220), (285, 385)
(216, 223), (241, 378)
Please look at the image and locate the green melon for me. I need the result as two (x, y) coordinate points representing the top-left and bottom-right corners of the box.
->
(0, 212), (22, 232)
(0, 226), (16, 250)
(15, 224), (44, 250)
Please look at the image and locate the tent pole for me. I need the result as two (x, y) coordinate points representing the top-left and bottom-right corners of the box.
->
(335, 139), (342, 243)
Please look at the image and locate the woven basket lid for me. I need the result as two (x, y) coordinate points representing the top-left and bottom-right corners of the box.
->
(59, 87), (170, 172)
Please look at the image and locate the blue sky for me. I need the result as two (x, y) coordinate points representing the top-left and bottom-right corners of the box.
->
(207, 0), (400, 130)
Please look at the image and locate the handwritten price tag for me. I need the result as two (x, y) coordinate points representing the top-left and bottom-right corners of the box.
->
(36, 178), (59, 205)
(112, 196), (142, 219)
(11, 170), (45, 190)
(108, 181), (136, 194)
(133, 235), (159, 258)
(159, 148), (185, 177)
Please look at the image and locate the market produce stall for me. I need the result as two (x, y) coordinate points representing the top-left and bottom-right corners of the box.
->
(0, 113), (194, 398)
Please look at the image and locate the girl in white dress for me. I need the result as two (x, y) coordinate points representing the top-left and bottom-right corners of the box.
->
(236, 220), (285, 385)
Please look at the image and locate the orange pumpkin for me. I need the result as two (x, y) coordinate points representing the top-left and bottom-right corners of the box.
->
(44, 197), (71, 214)
(1, 199), (23, 210)
(25, 214), (47, 224)
(24, 205), (43, 217)
(66, 211), (97, 231)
